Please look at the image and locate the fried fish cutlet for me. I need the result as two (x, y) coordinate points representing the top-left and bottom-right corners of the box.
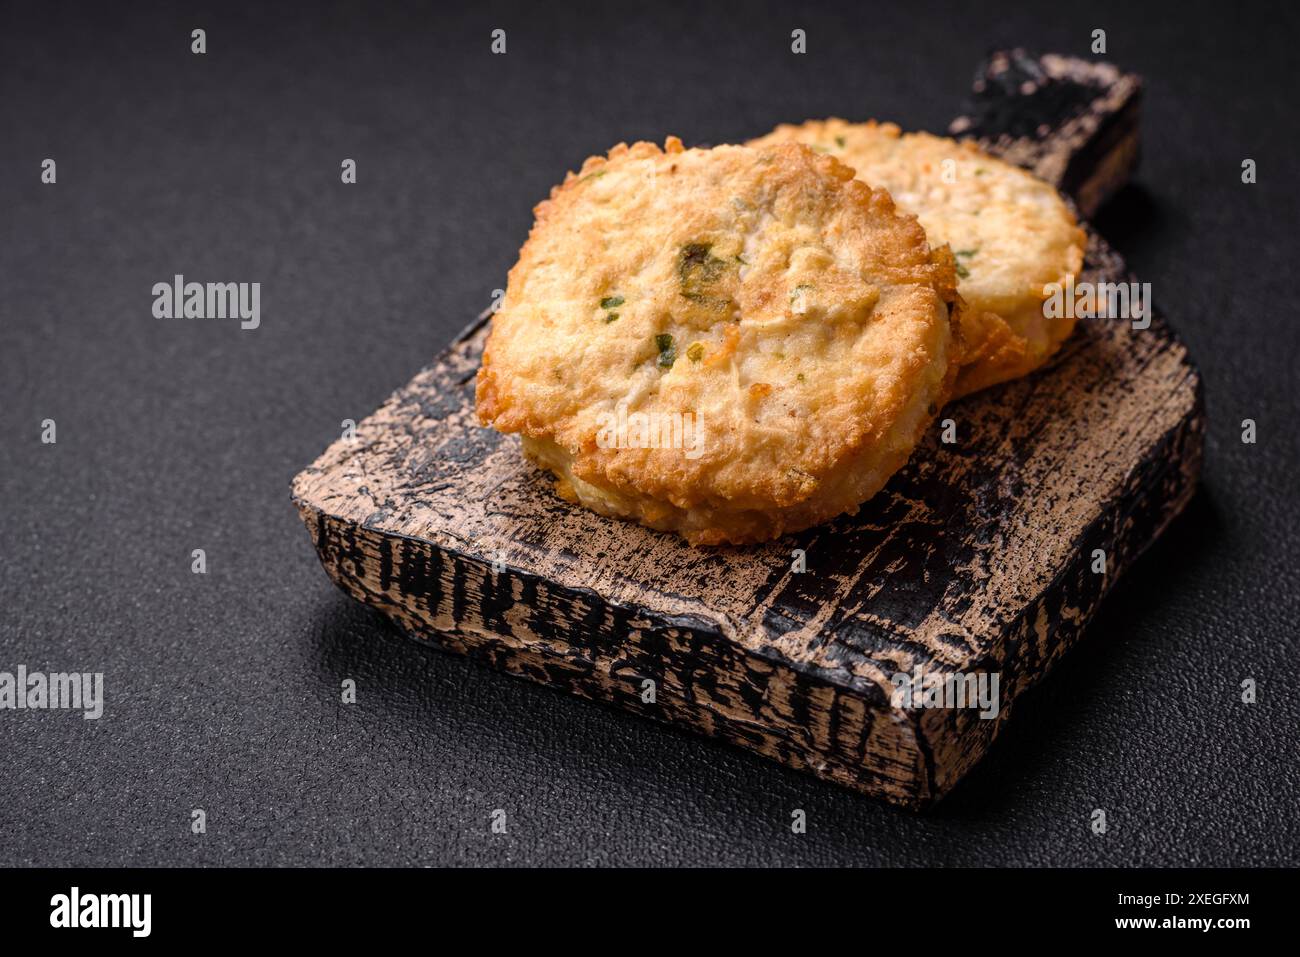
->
(476, 137), (958, 545)
(748, 119), (1087, 398)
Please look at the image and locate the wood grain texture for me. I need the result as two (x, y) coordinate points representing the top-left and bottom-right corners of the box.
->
(949, 49), (1143, 219)
(292, 52), (1201, 808)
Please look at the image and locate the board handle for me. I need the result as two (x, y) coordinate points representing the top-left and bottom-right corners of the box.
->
(949, 49), (1142, 218)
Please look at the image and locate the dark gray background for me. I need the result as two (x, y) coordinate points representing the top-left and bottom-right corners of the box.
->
(2, 0), (1297, 867)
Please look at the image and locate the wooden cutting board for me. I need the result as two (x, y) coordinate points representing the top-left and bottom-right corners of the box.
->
(292, 51), (1201, 809)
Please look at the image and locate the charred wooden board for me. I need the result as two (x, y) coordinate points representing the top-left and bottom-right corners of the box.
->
(949, 50), (1142, 219)
(292, 51), (1200, 808)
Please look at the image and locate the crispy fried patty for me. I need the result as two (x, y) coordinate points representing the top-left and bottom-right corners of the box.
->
(748, 120), (1087, 397)
(477, 137), (957, 544)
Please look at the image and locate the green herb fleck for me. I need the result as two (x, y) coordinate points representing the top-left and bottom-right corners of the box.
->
(680, 243), (727, 285)
(687, 342), (705, 363)
(577, 169), (606, 183)
(953, 250), (976, 279)
(600, 295), (624, 309)
(834, 135), (846, 148)
(604, 312), (620, 323)
(655, 334), (677, 369)
(789, 283), (814, 303)
(679, 243), (732, 310)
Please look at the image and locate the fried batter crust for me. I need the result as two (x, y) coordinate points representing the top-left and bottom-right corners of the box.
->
(477, 138), (956, 544)
(748, 119), (1086, 397)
